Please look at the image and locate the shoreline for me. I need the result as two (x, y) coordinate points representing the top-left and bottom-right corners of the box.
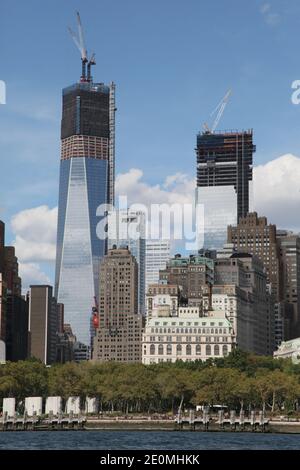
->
(2, 419), (300, 434)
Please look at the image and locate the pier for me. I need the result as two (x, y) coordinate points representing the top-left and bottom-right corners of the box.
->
(175, 409), (269, 432)
(1, 411), (86, 431)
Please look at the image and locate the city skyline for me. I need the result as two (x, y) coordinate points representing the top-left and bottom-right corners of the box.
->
(1, 0), (300, 289)
(2, 2), (300, 456)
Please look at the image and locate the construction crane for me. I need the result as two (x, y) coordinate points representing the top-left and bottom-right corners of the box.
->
(203, 89), (232, 134)
(87, 52), (96, 82)
(68, 12), (96, 82)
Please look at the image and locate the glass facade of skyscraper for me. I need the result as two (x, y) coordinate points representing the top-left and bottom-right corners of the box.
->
(196, 186), (237, 249)
(196, 130), (255, 250)
(55, 81), (115, 346)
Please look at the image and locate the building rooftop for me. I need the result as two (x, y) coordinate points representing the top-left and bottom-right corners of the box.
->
(63, 82), (110, 95)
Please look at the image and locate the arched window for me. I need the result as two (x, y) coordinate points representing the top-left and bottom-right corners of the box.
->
(214, 344), (220, 356)
(186, 344), (192, 355)
(196, 344), (201, 355)
(206, 344), (211, 356)
(223, 344), (228, 356)
(176, 344), (182, 355)
(167, 344), (172, 355)
(150, 344), (155, 355)
(158, 344), (164, 355)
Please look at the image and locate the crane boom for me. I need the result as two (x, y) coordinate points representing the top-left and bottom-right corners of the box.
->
(68, 27), (82, 56)
(68, 12), (95, 82)
(76, 11), (87, 60)
(203, 89), (232, 134)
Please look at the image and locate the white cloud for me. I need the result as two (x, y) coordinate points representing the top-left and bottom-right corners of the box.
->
(254, 153), (300, 231)
(11, 205), (57, 261)
(10, 153), (300, 287)
(260, 3), (271, 14)
(19, 262), (51, 291)
(11, 205), (57, 288)
(116, 168), (195, 206)
(260, 2), (280, 26)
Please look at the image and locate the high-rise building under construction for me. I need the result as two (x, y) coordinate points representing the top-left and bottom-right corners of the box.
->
(196, 130), (255, 250)
(55, 13), (116, 346)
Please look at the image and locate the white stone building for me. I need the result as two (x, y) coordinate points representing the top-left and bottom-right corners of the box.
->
(146, 284), (179, 319)
(274, 337), (300, 363)
(142, 302), (235, 364)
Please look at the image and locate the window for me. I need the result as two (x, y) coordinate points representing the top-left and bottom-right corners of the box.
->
(206, 345), (211, 356)
(196, 344), (201, 355)
(150, 344), (155, 355)
(177, 344), (182, 355)
(214, 344), (220, 356)
(223, 344), (228, 356)
(186, 344), (192, 355)
(167, 344), (172, 355)
(158, 344), (164, 355)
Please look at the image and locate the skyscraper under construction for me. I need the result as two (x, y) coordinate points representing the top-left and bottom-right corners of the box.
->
(196, 130), (255, 250)
(55, 13), (116, 346)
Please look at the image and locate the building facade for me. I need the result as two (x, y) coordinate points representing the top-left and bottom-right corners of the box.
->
(277, 232), (300, 335)
(214, 253), (274, 355)
(108, 209), (146, 314)
(196, 130), (255, 249)
(145, 240), (170, 293)
(159, 253), (214, 307)
(227, 212), (293, 347)
(0, 273), (6, 344)
(274, 337), (300, 362)
(0, 220), (28, 360)
(157, 251), (274, 356)
(146, 284), (179, 319)
(55, 71), (116, 346)
(28, 285), (58, 365)
(228, 212), (283, 301)
(92, 247), (143, 362)
(143, 301), (235, 364)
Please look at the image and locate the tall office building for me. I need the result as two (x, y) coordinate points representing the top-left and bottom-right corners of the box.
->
(108, 209), (146, 314)
(28, 285), (58, 365)
(153, 251), (274, 357)
(214, 253), (274, 355)
(0, 222), (6, 343)
(228, 213), (283, 302)
(145, 240), (170, 293)
(92, 247), (143, 362)
(55, 58), (116, 346)
(277, 231), (300, 335)
(159, 253), (214, 306)
(0, 220), (28, 360)
(227, 213), (292, 347)
(196, 130), (255, 249)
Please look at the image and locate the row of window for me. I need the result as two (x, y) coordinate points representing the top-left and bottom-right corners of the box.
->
(150, 327), (228, 334)
(147, 343), (229, 356)
(147, 336), (229, 343)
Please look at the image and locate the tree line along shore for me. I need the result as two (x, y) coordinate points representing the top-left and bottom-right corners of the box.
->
(1, 350), (300, 416)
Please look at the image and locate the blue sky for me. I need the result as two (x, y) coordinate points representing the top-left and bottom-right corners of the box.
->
(1, 0), (300, 285)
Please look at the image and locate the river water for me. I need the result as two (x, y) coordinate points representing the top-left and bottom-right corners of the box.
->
(0, 431), (299, 449)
